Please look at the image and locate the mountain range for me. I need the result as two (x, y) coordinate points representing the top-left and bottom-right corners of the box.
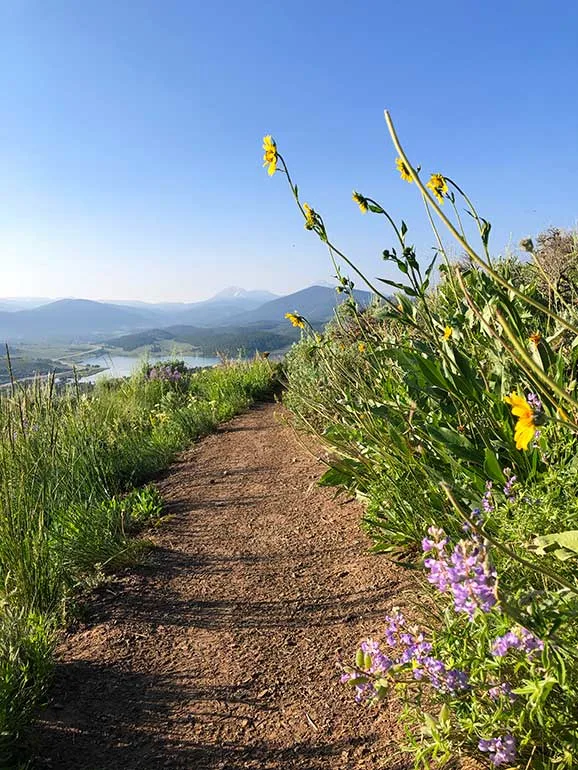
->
(0, 285), (373, 343)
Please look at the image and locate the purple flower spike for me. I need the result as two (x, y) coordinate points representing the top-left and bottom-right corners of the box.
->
(492, 626), (544, 657)
(478, 734), (517, 766)
(423, 526), (497, 619)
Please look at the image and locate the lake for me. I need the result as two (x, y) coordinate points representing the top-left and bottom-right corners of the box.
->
(78, 354), (221, 382)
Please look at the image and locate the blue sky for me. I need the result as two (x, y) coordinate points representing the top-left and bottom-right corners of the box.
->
(2, 0), (577, 302)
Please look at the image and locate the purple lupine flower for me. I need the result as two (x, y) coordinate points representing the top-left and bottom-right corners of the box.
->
(462, 507), (483, 534)
(482, 481), (495, 513)
(340, 671), (378, 703)
(492, 626), (544, 658)
(526, 392), (542, 411)
(478, 735), (517, 766)
(384, 609), (406, 647)
(423, 528), (497, 619)
(419, 656), (469, 693)
(360, 639), (394, 674)
(422, 525), (448, 553)
(503, 470), (517, 501)
(488, 682), (516, 702)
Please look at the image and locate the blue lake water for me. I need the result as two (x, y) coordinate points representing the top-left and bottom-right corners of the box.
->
(79, 354), (221, 382)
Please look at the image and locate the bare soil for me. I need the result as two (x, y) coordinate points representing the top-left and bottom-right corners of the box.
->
(31, 403), (414, 770)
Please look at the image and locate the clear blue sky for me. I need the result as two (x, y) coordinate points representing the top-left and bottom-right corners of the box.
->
(2, 0), (577, 302)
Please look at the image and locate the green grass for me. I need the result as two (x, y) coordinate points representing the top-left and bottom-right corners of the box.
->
(0, 357), (276, 765)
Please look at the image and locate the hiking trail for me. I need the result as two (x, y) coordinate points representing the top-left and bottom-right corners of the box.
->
(33, 403), (411, 770)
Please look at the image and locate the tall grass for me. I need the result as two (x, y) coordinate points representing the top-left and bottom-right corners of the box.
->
(0, 357), (275, 764)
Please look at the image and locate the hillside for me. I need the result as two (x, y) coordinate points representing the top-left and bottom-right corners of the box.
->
(225, 285), (373, 325)
(106, 325), (299, 356)
(0, 299), (158, 342)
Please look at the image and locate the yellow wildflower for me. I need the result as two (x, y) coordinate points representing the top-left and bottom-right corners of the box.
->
(442, 326), (453, 341)
(262, 135), (277, 176)
(358, 342), (366, 353)
(426, 173), (448, 204)
(303, 203), (316, 230)
(352, 191), (368, 213)
(504, 392), (536, 450)
(395, 157), (413, 183)
(285, 312), (305, 329)
(529, 331), (542, 346)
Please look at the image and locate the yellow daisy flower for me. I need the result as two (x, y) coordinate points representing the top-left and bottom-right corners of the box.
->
(395, 157), (413, 183)
(442, 325), (453, 341)
(303, 203), (316, 230)
(352, 191), (368, 213)
(262, 135), (277, 176)
(358, 342), (366, 353)
(285, 312), (305, 329)
(426, 173), (448, 204)
(504, 392), (536, 450)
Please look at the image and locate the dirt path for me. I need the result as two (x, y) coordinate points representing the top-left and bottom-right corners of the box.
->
(32, 403), (410, 770)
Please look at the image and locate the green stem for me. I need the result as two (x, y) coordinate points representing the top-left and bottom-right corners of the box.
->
(383, 110), (578, 339)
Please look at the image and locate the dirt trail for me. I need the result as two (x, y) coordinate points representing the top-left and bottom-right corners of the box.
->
(32, 403), (411, 770)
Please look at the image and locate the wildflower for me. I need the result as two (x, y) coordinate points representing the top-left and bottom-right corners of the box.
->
(488, 682), (516, 702)
(504, 392), (540, 451)
(529, 331), (542, 345)
(360, 638), (394, 674)
(503, 471), (517, 501)
(482, 481), (494, 514)
(426, 173), (448, 204)
(358, 342), (366, 353)
(285, 312), (305, 329)
(352, 191), (368, 213)
(423, 526), (497, 619)
(519, 237), (534, 253)
(262, 135), (277, 176)
(442, 325), (453, 341)
(303, 203), (316, 230)
(491, 626), (543, 657)
(395, 156), (413, 183)
(478, 735), (517, 766)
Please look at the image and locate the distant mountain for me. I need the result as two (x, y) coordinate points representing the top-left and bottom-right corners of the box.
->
(0, 299), (159, 342)
(0, 285), (372, 343)
(0, 298), (55, 312)
(210, 287), (277, 303)
(226, 285), (373, 326)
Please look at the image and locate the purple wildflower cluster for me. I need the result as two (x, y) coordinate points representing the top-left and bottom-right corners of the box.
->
(526, 392), (542, 411)
(342, 609), (469, 702)
(148, 365), (183, 382)
(502, 469), (517, 501)
(482, 481), (495, 513)
(491, 626), (544, 658)
(488, 682), (516, 702)
(478, 734), (517, 766)
(422, 525), (497, 619)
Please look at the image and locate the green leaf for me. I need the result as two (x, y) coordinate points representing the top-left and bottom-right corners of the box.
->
(529, 531), (578, 561)
(483, 449), (506, 484)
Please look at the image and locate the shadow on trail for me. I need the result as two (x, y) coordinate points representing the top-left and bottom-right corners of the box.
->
(32, 659), (410, 770)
